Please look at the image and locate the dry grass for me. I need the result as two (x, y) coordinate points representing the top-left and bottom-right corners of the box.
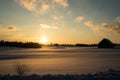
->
(15, 63), (29, 76)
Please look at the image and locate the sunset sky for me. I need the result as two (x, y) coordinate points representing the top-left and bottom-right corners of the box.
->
(0, 0), (120, 44)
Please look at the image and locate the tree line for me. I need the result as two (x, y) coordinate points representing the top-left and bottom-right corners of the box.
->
(48, 43), (98, 47)
(0, 40), (42, 48)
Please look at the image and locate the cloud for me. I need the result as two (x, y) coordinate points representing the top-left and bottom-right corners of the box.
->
(7, 26), (16, 30)
(0, 25), (16, 31)
(52, 15), (63, 20)
(116, 17), (120, 25)
(85, 21), (95, 28)
(35, 3), (50, 14)
(53, 0), (69, 7)
(40, 24), (58, 29)
(15, 0), (50, 14)
(84, 17), (120, 34)
(75, 16), (84, 23)
(15, 0), (69, 15)
(18, 0), (36, 11)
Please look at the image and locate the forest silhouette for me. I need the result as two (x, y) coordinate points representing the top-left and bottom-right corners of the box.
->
(0, 40), (41, 48)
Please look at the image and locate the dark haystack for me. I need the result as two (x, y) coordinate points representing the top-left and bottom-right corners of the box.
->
(98, 38), (114, 48)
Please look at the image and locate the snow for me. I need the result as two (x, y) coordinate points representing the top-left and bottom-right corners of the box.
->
(0, 69), (120, 80)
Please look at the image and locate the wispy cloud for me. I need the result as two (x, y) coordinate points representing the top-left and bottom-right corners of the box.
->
(84, 17), (120, 34)
(35, 3), (50, 14)
(18, 0), (36, 11)
(15, 0), (69, 15)
(53, 0), (69, 7)
(75, 16), (84, 23)
(85, 21), (95, 29)
(40, 24), (58, 29)
(52, 15), (63, 20)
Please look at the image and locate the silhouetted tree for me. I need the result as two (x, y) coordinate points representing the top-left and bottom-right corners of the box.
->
(0, 40), (42, 48)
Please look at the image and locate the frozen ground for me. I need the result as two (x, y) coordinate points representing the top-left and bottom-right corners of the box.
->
(0, 69), (120, 80)
(0, 47), (120, 75)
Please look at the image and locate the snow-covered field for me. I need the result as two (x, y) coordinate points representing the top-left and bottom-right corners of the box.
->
(0, 47), (120, 75)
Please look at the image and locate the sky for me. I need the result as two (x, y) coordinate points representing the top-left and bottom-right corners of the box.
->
(0, 0), (120, 44)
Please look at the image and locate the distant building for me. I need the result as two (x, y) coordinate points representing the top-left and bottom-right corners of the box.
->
(98, 38), (114, 48)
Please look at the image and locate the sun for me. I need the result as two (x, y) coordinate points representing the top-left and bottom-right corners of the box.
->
(40, 37), (48, 44)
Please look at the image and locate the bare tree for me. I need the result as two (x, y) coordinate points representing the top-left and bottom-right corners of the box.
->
(15, 63), (29, 76)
